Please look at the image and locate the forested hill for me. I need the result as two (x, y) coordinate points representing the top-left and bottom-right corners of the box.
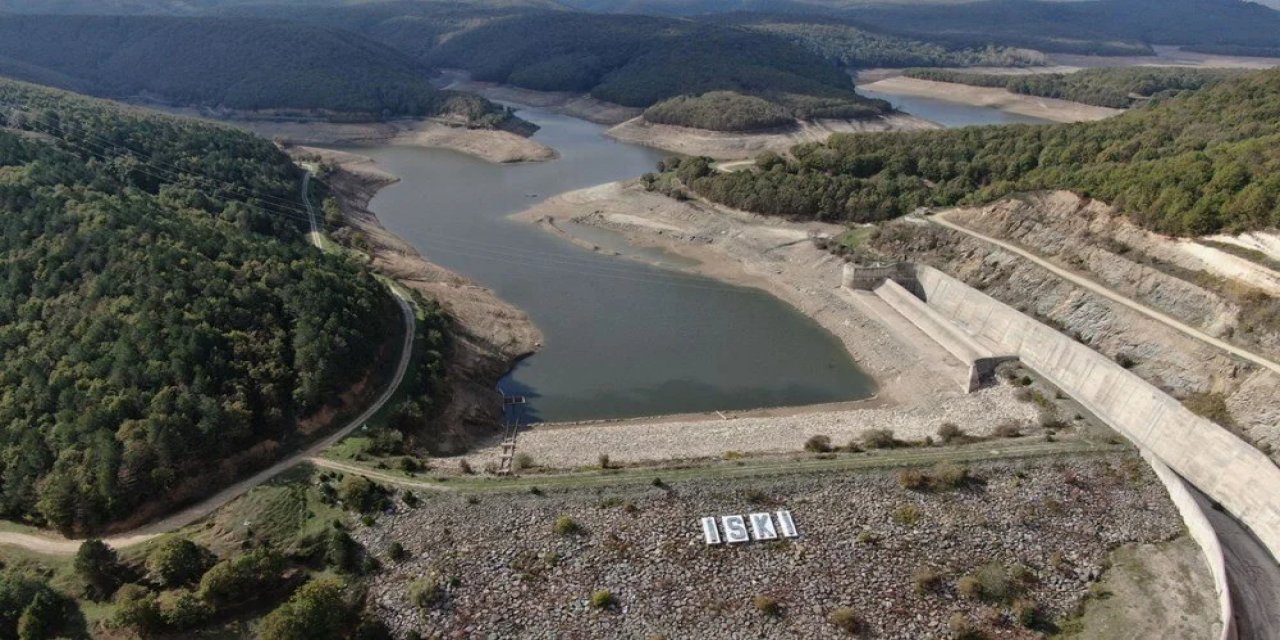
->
(0, 14), (511, 123)
(0, 79), (400, 534)
(659, 67), (1280, 236)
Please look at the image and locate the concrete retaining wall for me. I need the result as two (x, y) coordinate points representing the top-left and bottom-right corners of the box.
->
(913, 264), (1280, 560)
(842, 262), (921, 295)
(1143, 452), (1236, 640)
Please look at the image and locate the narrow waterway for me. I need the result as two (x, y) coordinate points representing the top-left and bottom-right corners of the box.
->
(859, 87), (1053, 127)
(356, 108), (875, 423)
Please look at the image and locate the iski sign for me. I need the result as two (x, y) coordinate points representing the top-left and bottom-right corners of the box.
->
(700, 510), (798, 545)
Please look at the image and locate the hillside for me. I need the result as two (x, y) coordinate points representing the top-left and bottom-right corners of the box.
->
(0, 79), (420, 534)
(0, 14), (511, 123)
(903, 67), (1247, 109)
(658, 67), (1280, 235)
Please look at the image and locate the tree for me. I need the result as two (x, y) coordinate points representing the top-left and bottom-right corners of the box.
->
(197, 548), (284, 607)
(258, 578), (354, 640)
(74, 540), (123, 601)
(146, 538), (213, 588)
(111, 584), (160, 634)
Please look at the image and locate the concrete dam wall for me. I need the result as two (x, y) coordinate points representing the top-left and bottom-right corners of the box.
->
(912, 264), (1280, 561)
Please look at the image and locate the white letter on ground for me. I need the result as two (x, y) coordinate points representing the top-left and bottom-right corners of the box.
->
(701, 516), (722, 545)
(775, 510), (798, 538)
(749, 512), (777, 540)
(722, 515), (750, 543)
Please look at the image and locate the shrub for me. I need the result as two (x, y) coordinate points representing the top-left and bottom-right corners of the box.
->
(146, 538), (213, 588)
(957, 576), (982, 600)
(892, 504), (921, 526)
(337, 476), (388, 513)
(74, 539), (124, 600)
(897, 469), (927, 490)
(514, 452), (535, 471)
(948, 613), (984, 639)
(1114, 353), (1136, 368)
(912, 567), (943, 594)
(827, 607), (863, 633)
(804, 435), (833, 453)
(994, 422), (1022, 438)
(967, 562), (1015, 603)
(937, 422), (964, 443)
(198, 548), (285, 607)
(590, 589), (615, 609)
(752, 594), (780, 616)
(598, 454), (612, 469)
(387, 542), (406, 562)
(856, 530), (881, 544)
(260, 577), (354, 640)
(112, 584), (160, 632)
(459, 459), (474, 475)
(1012, 598), (1040, 627)
(862, 429), (899, 449)
(553, 516), (581, 536)
(158, 589), (212, 630)
(931, 462), (970, 489)
(409, 574), (445, 608)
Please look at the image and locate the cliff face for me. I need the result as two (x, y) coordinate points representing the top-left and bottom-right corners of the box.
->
(870, 192), (1280, 458)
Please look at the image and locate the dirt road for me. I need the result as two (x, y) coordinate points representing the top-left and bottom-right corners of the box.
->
(931, 212), (1280, 377)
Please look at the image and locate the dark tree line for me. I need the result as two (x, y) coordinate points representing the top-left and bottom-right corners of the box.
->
(660, 68), (1280, 236)
(0, 79), (416, 533)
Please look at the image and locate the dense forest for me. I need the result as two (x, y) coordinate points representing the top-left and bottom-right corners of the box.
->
(903, 67), (1246, 109)
(712, 13), (1047, 68)
(0, 79), (407, 534)
(658, 68), (1280, 236)
(0, 14), (514, 124)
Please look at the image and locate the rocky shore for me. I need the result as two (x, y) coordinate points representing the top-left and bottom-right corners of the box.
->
(354, 453), (1201, 638)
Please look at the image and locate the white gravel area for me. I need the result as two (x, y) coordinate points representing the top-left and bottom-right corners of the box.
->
(446, 384), (1040, 469)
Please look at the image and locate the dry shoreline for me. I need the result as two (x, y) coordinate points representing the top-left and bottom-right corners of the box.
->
(296, 145), (543, 450)
(858, 75), (1123, 123)
(605, 114), (940, 160)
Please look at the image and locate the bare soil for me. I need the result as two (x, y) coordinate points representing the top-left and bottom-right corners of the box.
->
(857, 76), (1123, 123)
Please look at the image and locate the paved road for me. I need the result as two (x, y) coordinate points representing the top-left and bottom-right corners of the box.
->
(0, 175), (417, 555)
(931, 213), (1280, 376)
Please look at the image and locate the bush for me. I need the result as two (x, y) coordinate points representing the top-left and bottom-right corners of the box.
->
(752, 594), (781, 616)
(146, 538), (213, 588)
(930, 462), (970, 489)
(957, 576), (983, 600)
(74, 539), (124, 600)
(948, 613), (985, 640)
(259, 577), (354, 640)
(862, 429), (899, 449)
(1012, 598), (1040, 627)
(409, 574), (445, 608)
(387, 542), (406, 562)
(197, 548), (285, 607)
(856, 530), (881, 545)
(157, 589), (212, 630)
(459, 459), (474, 475)
(112, 583), (160, 633)
(897, 469), (927, 490)
(994, 422), (1022, 438)
(962, 562), (1016, 603)
(892, 504), (922, 526)
(598, 453), (611, 469)
(827, 607), (863, 633)
(804, 435), (833, 453)
(912, 567), (943, 594)
(553, 516), (581, 536)
(514, 452), (535, 471)
(590, 589), (615, 609)
(937, 422), (964, 443)
(337, 476), (388, 513)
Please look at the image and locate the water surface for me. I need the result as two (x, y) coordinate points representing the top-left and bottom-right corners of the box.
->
(860, 87), (1053, 127)
(356, 108), (875, 422)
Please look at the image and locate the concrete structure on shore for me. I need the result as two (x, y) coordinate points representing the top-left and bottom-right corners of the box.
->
(844, 261), (1280, 640)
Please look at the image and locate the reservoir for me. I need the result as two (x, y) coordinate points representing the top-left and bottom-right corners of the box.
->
(357, 108), (875, 422)
(859, 87), (1053, 127)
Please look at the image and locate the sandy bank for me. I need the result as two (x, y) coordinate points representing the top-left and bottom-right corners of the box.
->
(605, 114), (939, 160)
(860, 76), (1122, 123)
(246, 119), (555, 164)
(297, 145), (542, 450)
(439, 70), (641, 126)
